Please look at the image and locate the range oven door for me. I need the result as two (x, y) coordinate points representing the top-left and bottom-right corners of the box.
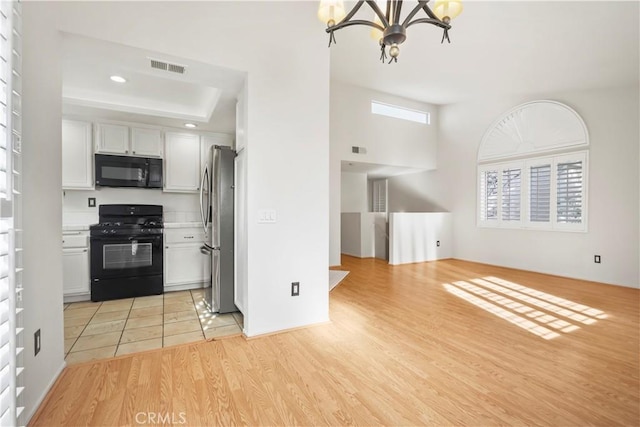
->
(91, 234), (163, 280)
(90, 234), (163, 301)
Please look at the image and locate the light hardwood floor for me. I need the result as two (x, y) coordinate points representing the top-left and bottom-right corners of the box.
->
(31, 256), (639, 426)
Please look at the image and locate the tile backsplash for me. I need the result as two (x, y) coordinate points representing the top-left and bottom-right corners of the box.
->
(63, 187), (200, 225)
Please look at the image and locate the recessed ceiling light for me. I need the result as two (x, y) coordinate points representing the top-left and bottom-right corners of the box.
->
(184, 123), (197, 129)
(110, 75), (127, 83)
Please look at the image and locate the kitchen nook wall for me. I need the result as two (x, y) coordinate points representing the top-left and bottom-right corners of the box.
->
(23, 5), (329, 420)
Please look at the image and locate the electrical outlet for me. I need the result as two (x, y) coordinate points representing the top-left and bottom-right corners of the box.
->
(594, 255), (601, 264)
(88, 197), (96, 208)
(34, 329), (41, 356)
(436, 240), (440, 247)
(291, 282), (300, 296)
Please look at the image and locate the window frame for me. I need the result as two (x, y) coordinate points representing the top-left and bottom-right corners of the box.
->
(478, 151), (588, 232)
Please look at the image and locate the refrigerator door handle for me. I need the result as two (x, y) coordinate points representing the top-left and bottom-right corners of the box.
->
(212, 148), (221, 248)
(199, 165), (210, 234)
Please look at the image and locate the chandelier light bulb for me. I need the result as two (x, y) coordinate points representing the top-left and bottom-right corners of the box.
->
(317, 0), (346, 25)
(389, 43), (400, 58)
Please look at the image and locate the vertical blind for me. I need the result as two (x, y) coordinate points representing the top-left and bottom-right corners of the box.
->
(529, 164), (551, 223)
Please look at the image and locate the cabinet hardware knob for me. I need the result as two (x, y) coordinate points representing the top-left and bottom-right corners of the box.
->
(133, 151), (136, 154)
(125, 150), (129, 154)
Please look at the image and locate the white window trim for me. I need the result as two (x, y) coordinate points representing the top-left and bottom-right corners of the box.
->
(478, 151), (588, 232)
(371, 100), (430, 125)
(478, 161), (524, 228)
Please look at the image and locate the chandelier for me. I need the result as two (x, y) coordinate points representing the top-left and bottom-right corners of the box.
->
(318, 0), (462, 63)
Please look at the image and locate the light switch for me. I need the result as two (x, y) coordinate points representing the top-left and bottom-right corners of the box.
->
(258, 209), (277, 224)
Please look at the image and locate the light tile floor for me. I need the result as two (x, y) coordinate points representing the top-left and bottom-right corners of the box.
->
(63, 289), (244, 365)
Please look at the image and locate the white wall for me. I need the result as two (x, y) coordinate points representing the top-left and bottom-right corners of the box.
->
(390, 86), (639, 287)
(331, 81), (439, 169)
(341, 172), (368, 213)
(22, 1), (330, 418)
(22, 3), (65, 421)
(340, 213), (361, 257)
(340, 212), (386, 258)
(389, 213), (453, 265)
(329, 81), (439, 265)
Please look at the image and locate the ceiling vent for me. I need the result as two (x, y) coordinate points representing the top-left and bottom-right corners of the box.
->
(149, 58), (186, 74)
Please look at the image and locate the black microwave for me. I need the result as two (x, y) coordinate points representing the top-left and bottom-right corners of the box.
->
(95, 154), (163, 189)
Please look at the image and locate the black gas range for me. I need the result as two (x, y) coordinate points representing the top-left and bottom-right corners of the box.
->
(90, 204), (164, 302)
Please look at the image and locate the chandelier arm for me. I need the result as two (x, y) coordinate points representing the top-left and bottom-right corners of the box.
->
(336, 0), (366, 27)
(365, 1), (389, 27)
(385, 0), (391, 23)
(421, 3), (442, 21)
(401, 1), (429, 27)
(328, 19), (385, 33)
(405, 17), (450, 30)
(393, 0), (403, 25)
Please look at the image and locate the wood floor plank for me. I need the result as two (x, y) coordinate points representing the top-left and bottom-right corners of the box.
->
(30, 257), (639, 426)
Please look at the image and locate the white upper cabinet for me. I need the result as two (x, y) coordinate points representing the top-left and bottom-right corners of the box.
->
(164, 132), (201, 192)
(62, 119), (93, 189)
(200, 133), (234, 177)
(96, 123), (163, 157)
(131, 127), (163, 157)
(95, 123), (129, 154)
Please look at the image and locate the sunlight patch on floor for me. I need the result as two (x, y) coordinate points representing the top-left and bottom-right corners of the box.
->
(444, 277), (606, 340)
(471, 278), (600, 325)
(444, 283), (560, 340)
(483, 276), (608, 319)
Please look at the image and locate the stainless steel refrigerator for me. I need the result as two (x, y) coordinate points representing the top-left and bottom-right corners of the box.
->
(199, 145), (236, 314)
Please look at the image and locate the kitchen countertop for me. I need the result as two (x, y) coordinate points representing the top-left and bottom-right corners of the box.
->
(62, 225), (90, 232)
(164, 222), (204, 229)
(62, 223), (205, 230)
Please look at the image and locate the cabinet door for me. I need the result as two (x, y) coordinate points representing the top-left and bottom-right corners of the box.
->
(62, 120), (93, 189)
(62, 248), (90, 295)
(164, 132), (200, 192)
(131, 127), (163, 157)
(96, 123), (129, 154)
(164, 244), (211, 286)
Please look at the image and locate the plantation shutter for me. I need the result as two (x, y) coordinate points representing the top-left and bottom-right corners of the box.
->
(529, 164), (551, 222)
(556, 160), (583, 224)
(501, 168), (521, 221)
(372, 179), (387, 213)
(479, 170), (498, 221)
(0, 1), (23, 425)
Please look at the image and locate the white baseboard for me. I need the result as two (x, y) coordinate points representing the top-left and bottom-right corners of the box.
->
(63, 293), (90, 303)
(164, 282), (210, 293)
(26, 361), (66, 424)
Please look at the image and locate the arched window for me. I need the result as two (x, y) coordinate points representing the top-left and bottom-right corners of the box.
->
(477, 101), (589, 232)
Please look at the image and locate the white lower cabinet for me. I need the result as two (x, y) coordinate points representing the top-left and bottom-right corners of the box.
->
(62, 231), (90, 302)
(164, 227), (211, 291)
